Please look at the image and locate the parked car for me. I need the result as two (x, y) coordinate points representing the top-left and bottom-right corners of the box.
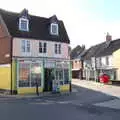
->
(99, 74), (110, 83)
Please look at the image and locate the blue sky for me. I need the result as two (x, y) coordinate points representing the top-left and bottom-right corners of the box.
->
(0, 0), (120, 48)
(79, 0), (120, 21)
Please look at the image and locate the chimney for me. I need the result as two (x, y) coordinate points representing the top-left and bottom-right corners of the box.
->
(106, 32), (112, 41)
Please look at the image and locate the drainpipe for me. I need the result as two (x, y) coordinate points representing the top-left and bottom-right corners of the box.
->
(69, 61), (72, 93)
(10, 36), (13, 95)
(81, 59), (84, 80)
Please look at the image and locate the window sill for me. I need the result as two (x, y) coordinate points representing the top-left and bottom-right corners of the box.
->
(21, 52), (31, 56)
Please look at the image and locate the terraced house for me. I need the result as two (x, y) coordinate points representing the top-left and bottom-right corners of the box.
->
(0, 9), (71, 94)
(82, 33), (120, 82)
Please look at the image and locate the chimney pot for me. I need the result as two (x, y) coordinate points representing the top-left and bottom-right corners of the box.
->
(106, 32), (112, 41)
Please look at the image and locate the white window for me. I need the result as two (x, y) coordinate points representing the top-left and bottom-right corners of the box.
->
(26, 40), (30, 52)
(91, 57), (95, 68)
(19, 18), (29, 31)
(50, 23), (58, 35)
(39, 42), (47, 53)
(21, 40), (26, 52)
(21, 40), (30, 53)
(106, 56), (109, 65)
(102, 57), (106, 65)
(99, 58), (102, 66)
(55, 44), (61, 54)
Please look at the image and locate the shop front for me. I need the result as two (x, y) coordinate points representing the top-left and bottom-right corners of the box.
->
(17, 60), (43, 94)
(12, 58), (71, 94)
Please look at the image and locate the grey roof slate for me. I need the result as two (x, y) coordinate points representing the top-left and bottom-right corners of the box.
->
(82, 39), (120, 60)
(0, 9), (70, 43)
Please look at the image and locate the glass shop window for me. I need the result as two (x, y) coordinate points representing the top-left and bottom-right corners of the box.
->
(18, 62), (42, 87)
(64, 69), (69, 84)
(31, 63), (41, 87)
(19, 63), (30, 87)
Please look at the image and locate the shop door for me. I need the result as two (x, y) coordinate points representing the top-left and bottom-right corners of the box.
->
(44, 69), (53, 92)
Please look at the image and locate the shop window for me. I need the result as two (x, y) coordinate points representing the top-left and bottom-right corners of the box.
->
(60, 81), (64, 85)
(56, 69), (63, 80)
(31, 63), (41, 87)
(19, 63), (30, 87)
(55, 61), (70, 85)
(18, 62), (42, 87)
(64, 69), (69, 84)
(56, 69), (63, 85)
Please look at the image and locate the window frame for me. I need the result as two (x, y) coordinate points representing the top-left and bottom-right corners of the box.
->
(26, 40), (30, 52)
(21, 40), (26, 52)
(50, 23), (58, 35)
(19, 18), (29, 31)
(54, 44), (61, 54)
(17, 61), (42, 88)
(43, 43), (47, 53)
(55, 44), (58, 54)
(39, 42), (47, 53)
(58, 44), (61, 54)
(21, 40), (30, 53)
(39, 42), (43, 53)
(106, 56), (109, 65)
(55, 61), (69, 86)
(99, 57), (102, 66)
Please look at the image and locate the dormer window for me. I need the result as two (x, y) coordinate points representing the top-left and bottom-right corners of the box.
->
(50, 23), (58, 35)
(19, 18), (29, 31)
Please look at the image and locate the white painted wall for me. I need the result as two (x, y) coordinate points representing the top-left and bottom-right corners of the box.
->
(96, 55), (113, 68)
(13, 37), (69, 59)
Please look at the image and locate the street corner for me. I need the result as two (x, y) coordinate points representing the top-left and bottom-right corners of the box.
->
(94, 98), (120, 110)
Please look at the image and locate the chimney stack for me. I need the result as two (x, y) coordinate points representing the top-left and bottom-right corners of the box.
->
(106, 32), (112, 41)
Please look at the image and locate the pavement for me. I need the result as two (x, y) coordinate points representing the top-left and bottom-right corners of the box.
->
(72, 79), (120, 110)
(72, 79), (120, 98)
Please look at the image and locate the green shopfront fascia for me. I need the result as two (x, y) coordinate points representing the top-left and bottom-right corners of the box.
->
(12, 58), (71, 94)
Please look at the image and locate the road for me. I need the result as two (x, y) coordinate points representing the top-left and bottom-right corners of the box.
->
(0, 84), (119, 120)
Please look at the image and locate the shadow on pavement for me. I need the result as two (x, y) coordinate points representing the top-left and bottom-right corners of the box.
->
(71, 84), (117, 104)
(0, 84), (117, 105)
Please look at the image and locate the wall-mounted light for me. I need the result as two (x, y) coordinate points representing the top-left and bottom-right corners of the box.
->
(4, 54), (10, 58)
